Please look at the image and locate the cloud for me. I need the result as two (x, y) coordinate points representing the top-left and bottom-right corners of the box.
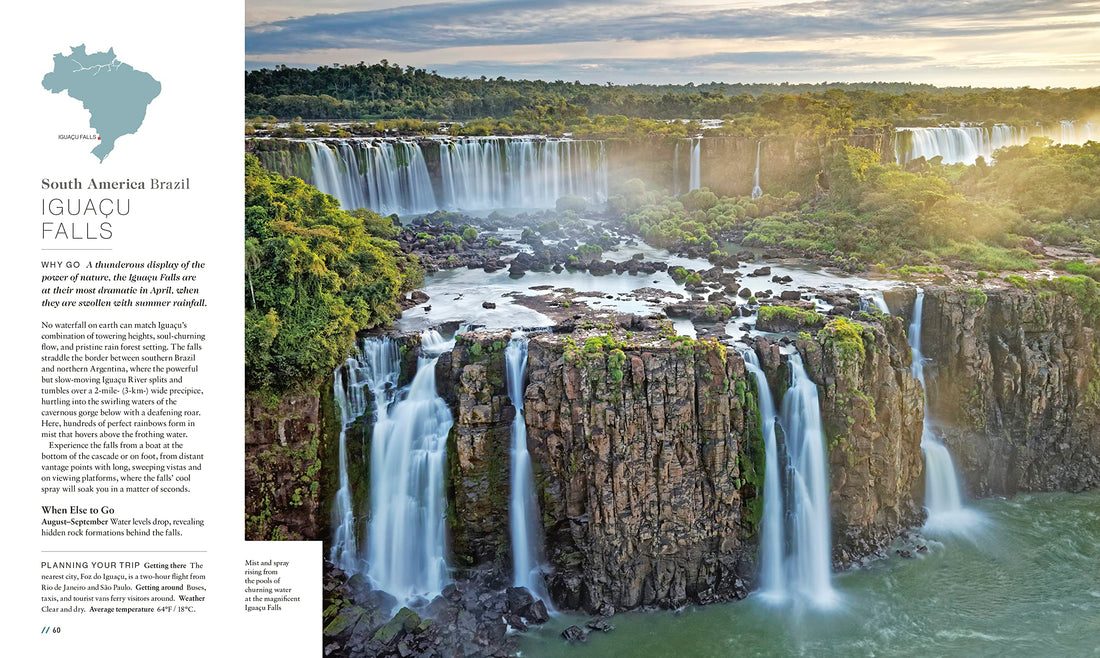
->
(243, 0), (1100, 85)
(418, 50), (932, 82)
(246, 0), (1100, 54)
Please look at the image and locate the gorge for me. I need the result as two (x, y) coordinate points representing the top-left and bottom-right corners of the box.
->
(246, 272), (1098, 654)
(243, 112), (1100, 657)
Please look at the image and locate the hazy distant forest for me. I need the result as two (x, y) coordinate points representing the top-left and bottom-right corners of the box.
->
(243, 62), (1100, 401)
(246, 61), (1100, 132)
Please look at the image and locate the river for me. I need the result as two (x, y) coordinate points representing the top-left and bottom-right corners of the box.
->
(522, 490), (1100, 657)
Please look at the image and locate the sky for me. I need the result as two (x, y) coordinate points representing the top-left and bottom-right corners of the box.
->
(245, 0), (1100, 87)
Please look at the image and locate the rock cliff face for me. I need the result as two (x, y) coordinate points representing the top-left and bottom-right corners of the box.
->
(245, 389), (332, 541)
(793, 317), (925, 565)
(442, 331), (515, 568)
(920, 286), (1100, 494)
(521, 334), (755, 612)
(250, 281), (1100, 626)
(442, 326), (931, 611)
(244, 334), (420, 544)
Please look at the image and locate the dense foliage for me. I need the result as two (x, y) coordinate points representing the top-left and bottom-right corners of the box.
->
(246, 61), (1100, 131)
(244, 155), (422, 393)
(617, 140), (1100, 272)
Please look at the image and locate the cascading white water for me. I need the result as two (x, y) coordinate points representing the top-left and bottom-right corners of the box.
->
(438, 137), (607, 211)
(777, 352), (838, 608)
(741, 350), (785, 602)
(401, 142), (437, 213)
(307, 140), (437, 216)
(859, 291), (890, 315)
(309, 141), (369, 212)
(330, 337), (402, 575)
(672, 140), (681, 195)
(505, 333), (548, 596)
(751, 141), (763, 199)
(330, 363), (359, 574)
(895, 125), (1030, 165)
(366, 329), (455, 602)
(1060, 120), (1097, 145)
(907, 291), (977, 532)
(689, 138), (701, 191)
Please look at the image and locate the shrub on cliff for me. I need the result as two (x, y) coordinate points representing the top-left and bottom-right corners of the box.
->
(1039, 275), (1100, 321)
(244, 154), (422, 393)
(820, 317), (866, 363)
(757, 305), (826, 332)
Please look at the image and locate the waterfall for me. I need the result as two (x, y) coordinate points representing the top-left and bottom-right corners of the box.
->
(306, 140), (436, 216)
(437, 137), (607, 211)
(505, 334), (548, 597)
(673, 140), (681, 195)
(330, 337), (401, 575)
(751, 141), (763, 199)
(402, 142), (437, 213)
(895, 125), (1030, 165)
(777, 351), (838, 608)
(741, 350), (785, 602)
(908, 291), (976, 532)
(366, 329), (455, 602)
(1061, 120), (1076, 145)
(1060, 120), (1097, 145)
(308, 141), (369, 212)
(689, 138), (701, 191)
(859, 291), (890, 314)
(330, 363), (359, 574)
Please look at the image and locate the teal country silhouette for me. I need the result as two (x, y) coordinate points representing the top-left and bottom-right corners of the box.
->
(42, 45), (161, 161)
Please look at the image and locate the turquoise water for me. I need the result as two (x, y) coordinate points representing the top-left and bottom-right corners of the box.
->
(521, 491), (1100, 657)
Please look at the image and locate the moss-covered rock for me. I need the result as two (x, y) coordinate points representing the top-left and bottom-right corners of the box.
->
(757, 304), (827, 332)
(371, 607), (420, 645)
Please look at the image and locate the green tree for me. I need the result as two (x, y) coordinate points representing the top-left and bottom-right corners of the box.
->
(243, 154), (421, 393)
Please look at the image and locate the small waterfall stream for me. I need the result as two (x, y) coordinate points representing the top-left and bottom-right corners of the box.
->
(330, 337), (401, 574)
(689, 138), (701, 191)
(751, 141), (763, 199)
(778, 351), (839, 608)
(741, 350), (785, 601)
(505, 333), (548, 597)
(365, 329), (455, 602)
(745, 347), (837, 608)
(330, 362), (360, 574)
(673, 140), (681, 195)
(908, 291), (976, 532)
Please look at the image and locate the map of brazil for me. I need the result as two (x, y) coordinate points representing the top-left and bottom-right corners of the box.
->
(42, 45), (161, 161)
